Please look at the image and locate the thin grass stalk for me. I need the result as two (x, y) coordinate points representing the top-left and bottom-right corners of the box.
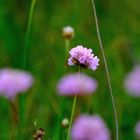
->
(20, 0), (37, 132)
(23, 0), (37, 69)
(91, 0), (119, 140)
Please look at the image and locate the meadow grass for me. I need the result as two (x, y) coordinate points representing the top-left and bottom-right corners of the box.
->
(0, 0), (140, 140)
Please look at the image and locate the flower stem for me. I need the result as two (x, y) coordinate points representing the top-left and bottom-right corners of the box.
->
(91, 0), (119, 140)
(10, 101), (20, 140)
(65, 39), (70, 62)
(66, 66), (81, 140)
(66, 95), (77, 140)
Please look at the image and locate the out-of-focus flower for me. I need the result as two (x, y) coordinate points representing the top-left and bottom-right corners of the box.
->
(57, 73), (97, 96)
(135, 121), (140, 139)
(62, 26), (75, 40)
(124, 65), (140, 97)
(33, 128), (45, 140)
(0, 68), (33, 99)
(71, 114), (110, 140)
(68, 45), (99, 71)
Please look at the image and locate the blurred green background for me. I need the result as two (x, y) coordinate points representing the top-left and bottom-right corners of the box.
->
(0, 0), (140, 140)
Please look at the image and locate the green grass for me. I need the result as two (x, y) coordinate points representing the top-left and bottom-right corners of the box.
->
(0, 0), (140, 140)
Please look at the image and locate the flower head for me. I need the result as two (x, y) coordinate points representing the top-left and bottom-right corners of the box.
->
(124, 65), (140, 97)
(0, 68), (33, 99)
(71, 114), (110, 140)
(62, 26), (75, 40)
(57, 73), (97, 96)
(68, 45), (99, 71)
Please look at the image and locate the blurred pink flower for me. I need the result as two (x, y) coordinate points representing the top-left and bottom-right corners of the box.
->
(135, 121), (140, 139)
(57, 73), (97, 96)
(124, 65), (140, 96)
(0, 68), (33, 99)
(71, 114), (110, 140)
(68, 45), (99, 71)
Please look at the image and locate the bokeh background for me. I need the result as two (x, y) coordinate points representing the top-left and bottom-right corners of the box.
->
(0, 0), (140, 140)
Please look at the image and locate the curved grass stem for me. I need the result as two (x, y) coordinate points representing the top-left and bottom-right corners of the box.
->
(23, 0), (37, 69)
(91, 0), (119, 140)
(20, 0), (37, 133)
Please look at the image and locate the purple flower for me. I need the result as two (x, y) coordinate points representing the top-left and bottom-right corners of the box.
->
(57, 73), (97, 96)
(71, 114), (110, 140)
(68, 45), (99, 71)
(135, 121), (140, 139)
(124, 65), (140, 97)
(0, 68), (33, 99)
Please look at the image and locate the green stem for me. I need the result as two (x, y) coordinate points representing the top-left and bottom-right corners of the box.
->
(66, 95), (77, 140)
(91, 0), (119, 140)
(65, 39), (70, 60)
(23, 0), (37, 69)
(66, 66), (81, 140)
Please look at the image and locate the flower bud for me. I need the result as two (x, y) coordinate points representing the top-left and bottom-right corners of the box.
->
(62, 26), (75, 40)
(61, 118), (69, 128)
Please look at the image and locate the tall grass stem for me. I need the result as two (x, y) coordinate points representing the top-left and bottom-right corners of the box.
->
(91, 0), (119, 140)
(20, 0), (37, 133)
(23, 0), (37, 69)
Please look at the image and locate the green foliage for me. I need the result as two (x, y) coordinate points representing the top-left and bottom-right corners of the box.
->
(0, 0), (140, 139)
